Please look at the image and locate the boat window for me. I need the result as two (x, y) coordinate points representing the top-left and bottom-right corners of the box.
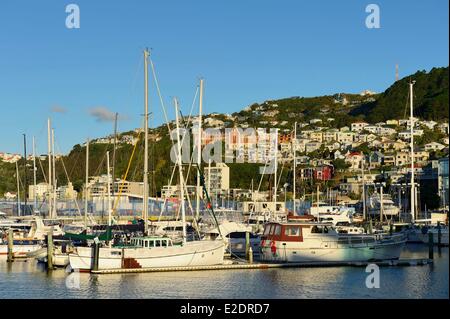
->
(263, 225), (271, 236)
(274, 225), (281, 236)
(144, 240), (148, 248)
(268, 224), (275, 235)
(155, 240), (161, 247)
(351, 237), (363, 244)
(162, 240), (167, 247)
(311, 226), (321, 233)
(285, 226), (301, 236)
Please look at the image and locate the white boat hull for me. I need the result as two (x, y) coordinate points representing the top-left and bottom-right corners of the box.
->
(69, 241), (225, 271)
(0, 244), (43, 257)
(261, 235), (406, 262)
(37, 253), (70, 267)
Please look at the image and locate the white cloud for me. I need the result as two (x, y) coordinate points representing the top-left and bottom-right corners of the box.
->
(88, 107), (128, 122)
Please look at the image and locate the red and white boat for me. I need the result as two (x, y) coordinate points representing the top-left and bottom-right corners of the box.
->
(260, 221), (406, 263)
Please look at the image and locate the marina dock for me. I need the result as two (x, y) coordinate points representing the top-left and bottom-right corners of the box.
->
(90, 258), (433, 274)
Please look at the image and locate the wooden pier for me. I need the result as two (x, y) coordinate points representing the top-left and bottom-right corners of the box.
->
(90, 258), (432, 274)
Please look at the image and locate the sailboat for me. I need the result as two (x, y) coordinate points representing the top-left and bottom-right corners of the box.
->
(68, 49), (224, 271)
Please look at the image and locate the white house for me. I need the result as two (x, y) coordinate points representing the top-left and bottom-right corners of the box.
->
(344, 151), (364, 170)
(424, 142), (446, 152)
(351, 121), (369, 132)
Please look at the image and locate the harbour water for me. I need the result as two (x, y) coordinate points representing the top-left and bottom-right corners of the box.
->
(0, 244), (447, 299)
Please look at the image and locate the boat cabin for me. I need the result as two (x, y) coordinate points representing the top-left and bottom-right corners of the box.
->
(129, 236), (174, 248)
(261, 221), (334, 242)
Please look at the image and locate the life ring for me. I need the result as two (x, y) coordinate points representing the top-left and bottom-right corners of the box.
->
(270, 240), (277, 256)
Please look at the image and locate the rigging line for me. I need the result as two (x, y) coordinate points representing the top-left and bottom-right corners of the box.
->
(68, 145), (82, 178)
(36, 151), (48, 184)
(157, 102), (198, 222)
(179, 88), (200, 192)
(149, 56), (173, 141)
(130, 116), (145, 182)
(93, 149), (107, 178)
(258, 157), (270, 191)
(156, 81), (199, 222)
(111, 129), (142, 215)
(55, 139), (82, 217)
(276, 160), (286, 191)
(158, 161), (178, 222)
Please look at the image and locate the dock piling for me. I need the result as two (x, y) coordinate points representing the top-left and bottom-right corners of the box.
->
(7, 230), (14, 263)
(47, 229), (53, 269)
(245, 232), (250, 260)
(428, 232), (434, 259)
(93, 241), (100, 271)
(437, 222), (442, 247)
(248, 246), (253, 264)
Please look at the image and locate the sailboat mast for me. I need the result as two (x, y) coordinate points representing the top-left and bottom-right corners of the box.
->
(316, 184), (320, 208)
(293, 122), (297, 214)
(52, 128), (57, 218)
(15, 161), (21, 216)
(23, 134), (28, 215)
(196, 79), (204, 221)
(84, 138), (89, 228)
(409, 81), (415, 223)
(32, 136), (37, 212)
(273, 128), (278, 202)
(174, 98), (187, 244)
(143, 48), (150, 235)
(47, 118), (52, 218)
(106, 151), (112, 227)
(112, 112), (118, 196)
(380, 185), (384, 223)
(361, 156), (366, 221)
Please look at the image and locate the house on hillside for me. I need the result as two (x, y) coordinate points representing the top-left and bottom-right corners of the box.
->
(345, 151), (364, 170)
(424, 142), (446, 152)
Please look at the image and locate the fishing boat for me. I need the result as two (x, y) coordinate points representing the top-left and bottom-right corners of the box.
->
(260, 221), (406, 262)
(69, 50), (225, 271)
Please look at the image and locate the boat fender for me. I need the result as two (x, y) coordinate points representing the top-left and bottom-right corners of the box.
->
(270, 240), (277, 256)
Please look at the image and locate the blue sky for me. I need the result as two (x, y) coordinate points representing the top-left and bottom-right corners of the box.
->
(0, 0), (448, 154)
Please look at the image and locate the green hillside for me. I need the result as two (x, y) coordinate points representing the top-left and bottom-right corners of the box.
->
(1, 66), (448, 198)
(350, 66), (449, 122)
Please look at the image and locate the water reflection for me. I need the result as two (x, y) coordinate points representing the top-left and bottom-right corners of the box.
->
(0, 245), (448, 299)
